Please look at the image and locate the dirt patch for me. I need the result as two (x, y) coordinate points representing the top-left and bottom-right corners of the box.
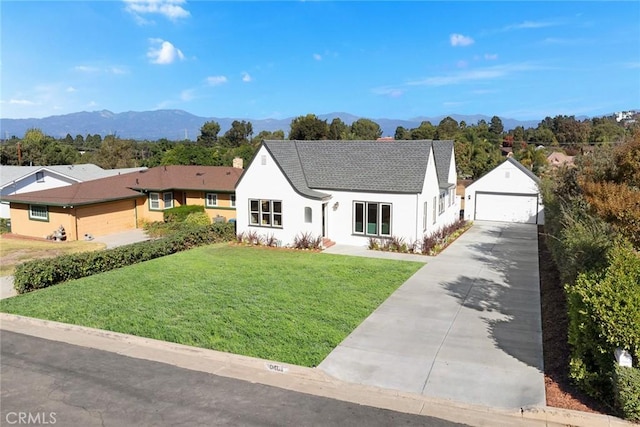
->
(538, 226), (611, 414)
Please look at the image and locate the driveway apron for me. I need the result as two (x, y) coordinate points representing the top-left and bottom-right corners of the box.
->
(319, 222), (545, 409)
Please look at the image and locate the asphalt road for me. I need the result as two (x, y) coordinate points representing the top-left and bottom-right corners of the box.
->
(1, 331), (467, 427)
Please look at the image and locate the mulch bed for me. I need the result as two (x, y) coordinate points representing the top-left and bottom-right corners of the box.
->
(537, 226), (611, 414)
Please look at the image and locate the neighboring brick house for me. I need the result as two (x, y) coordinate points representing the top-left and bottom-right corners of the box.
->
(1, 165), (243, 240)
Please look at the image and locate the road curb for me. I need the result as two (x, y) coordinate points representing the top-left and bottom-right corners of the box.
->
(0, 313), (631, 427)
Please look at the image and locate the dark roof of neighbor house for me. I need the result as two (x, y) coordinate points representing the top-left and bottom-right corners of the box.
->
(1, 165), (242, 207)
(261, 139), (454, 199)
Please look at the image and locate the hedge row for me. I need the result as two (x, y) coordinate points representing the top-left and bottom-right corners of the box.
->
(614, 365), (640, 421)
(542, 168), (640, 417)
(14, 223), (235, 294)
(163, 205), (205, 223)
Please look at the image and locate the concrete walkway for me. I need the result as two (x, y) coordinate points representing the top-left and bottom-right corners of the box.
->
(91, 228), (151, 249)
(319, 222), (545, 410)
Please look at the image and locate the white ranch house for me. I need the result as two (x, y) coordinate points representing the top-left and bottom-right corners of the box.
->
(235, 140), (460, 247)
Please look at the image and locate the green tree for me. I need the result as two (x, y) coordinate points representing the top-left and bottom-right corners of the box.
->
(222, 120), (253, 148)
(197, 121), (221, 146)
(42, 142), (79, 165)
(350, 118), (382, 140)
(436, 117), (459, 140)
(411, 121), (436, 140)
(394, 126), (411, 140)
(254, 130), (285, 146)
(21, 128), (52, 165)
(160, 143), (220, 166)
(329, 118), (349, 140)
(289, 114), (329, 140)
(93, 136), (136, 169)
(488, 116), (504, 142)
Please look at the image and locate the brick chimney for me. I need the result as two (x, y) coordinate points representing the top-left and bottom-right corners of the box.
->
(233, 157), (244, 169)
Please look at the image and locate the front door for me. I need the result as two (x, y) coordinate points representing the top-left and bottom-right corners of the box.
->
(322, 203), (327, 237)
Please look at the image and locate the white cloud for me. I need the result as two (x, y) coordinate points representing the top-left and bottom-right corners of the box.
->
(457, 60), (468, 68)
(147, 38), (185, 64)
(408, 63), (538, 86)
(371, 87), (405, 98)
(109, 66), (128, 75)
(66, 87), (77, 93)
(313, 53), (322, 61)
(450, 33), (474, 47)
(241, 72), (252, 82)
(180, 89), (195, 101)
(74, 65), (100, 73)
(124, 0), (190, 23)
(502, 21), (555, 31)
(206, 75), (228, 86)
(8, 99), (37, 105)
(484, 53), (498, 60)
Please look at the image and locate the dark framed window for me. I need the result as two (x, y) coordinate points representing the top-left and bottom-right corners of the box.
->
(249, 199), (282, 228)
(353, 201), (391, 236)
(35, 171), (45, 183)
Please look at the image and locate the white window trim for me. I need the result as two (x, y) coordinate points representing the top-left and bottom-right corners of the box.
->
(29, 204), (48, 221)
(353, 201), (392, 237)
(205, 193), (218, 207)
(249, 199), (283, 228)
(163, 192), (174, 209)
(149, 192), (160, 210)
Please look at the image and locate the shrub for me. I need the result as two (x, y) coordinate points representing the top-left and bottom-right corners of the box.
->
(293, 232), (322, 250)
(0, 218), (10, 234)
(565, 241), (640, 401)
(163, 205), (205, 223)
(184, 212), (211, 226)
(13, 223), (235, 294)
(614, 365), (640, 421)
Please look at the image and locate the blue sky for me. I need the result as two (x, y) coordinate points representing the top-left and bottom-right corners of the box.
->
(2, 1), (639, 121)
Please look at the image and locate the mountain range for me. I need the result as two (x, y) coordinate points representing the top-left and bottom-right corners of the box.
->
(0, 109), (543, 141)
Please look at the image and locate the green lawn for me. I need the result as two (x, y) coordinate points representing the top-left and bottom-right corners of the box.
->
(0, 244), (422, 367)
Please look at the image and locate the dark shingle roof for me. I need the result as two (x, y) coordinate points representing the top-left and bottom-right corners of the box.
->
(263, 140), (452, 197)
(1, 165), (242, 206)
(432, 140), (455, 188)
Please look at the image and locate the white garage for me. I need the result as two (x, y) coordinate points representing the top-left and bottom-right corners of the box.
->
(464, 158), (544, 225)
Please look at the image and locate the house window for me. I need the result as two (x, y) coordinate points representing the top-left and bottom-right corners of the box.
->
(439, 191), (446, 215)
(249, 199), (282, 228)
(261, 155), (267, 165)
(163, 192), (174, 209)
(423, 201), (428, 231)
(35, 171), (44, 183)
(230, 194), (236, 207)
(149, 192), (160, 210)
(205, 193), (218, 207)
(432, 197), (436, 224)
(304, 206), (312, 223)
(29, 205), (48, 221)
(353, 202), (391, 236)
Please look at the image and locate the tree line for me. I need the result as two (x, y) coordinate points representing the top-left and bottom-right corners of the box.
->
(1, 113), (636, 180)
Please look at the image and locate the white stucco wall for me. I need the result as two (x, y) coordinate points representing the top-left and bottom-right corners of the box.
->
(463, 160), (544, 224)
(235, 146), (325, 246)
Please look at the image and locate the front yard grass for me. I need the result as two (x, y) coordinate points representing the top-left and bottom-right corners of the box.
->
(0, 245), (423, 367)
(0, 236), (105, 276)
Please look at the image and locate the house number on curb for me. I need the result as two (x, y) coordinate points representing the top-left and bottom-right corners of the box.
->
(265, 363), (288, 373)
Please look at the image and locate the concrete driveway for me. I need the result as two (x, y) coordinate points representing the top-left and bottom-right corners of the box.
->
(319, 222), (545, 409)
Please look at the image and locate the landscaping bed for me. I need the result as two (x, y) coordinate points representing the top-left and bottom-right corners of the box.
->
(538, 226), (610, 415)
